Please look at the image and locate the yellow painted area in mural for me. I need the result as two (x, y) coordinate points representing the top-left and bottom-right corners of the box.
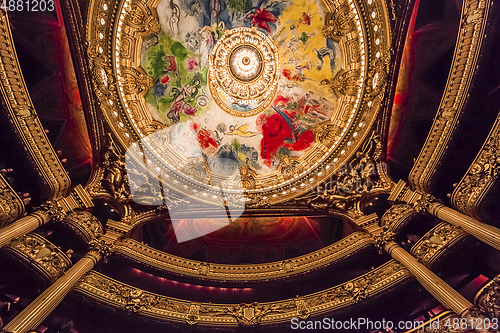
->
(275, 0), (337, 97)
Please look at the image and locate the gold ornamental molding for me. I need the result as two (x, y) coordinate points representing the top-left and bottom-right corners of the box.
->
(0, 13), (71, 200)
(451, 113), (500, 218)
(471, 274), (500, 320)
(62, 210), (104, 243)
(86, 0), (393, 207)
(410, 222), (468, 268)
(0, 173), (24, 227)
(75, 260), (409, 326)
(112, 231), (373, 281)
(3, 233), (72, 284)
(408, 0), (489, 194)
(380, 203), (417, 232)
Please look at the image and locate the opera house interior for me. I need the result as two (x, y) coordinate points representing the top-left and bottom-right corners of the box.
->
(0, 0), (499, 332)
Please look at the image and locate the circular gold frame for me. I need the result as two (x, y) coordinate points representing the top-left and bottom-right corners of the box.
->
(208, 27), (280, 118)
(87, 0), (392, 207)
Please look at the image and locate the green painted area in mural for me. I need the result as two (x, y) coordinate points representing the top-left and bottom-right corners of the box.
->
(228, 0), (249, 14)
(232, 139), (241, 152)
(142, 32), (209, 123)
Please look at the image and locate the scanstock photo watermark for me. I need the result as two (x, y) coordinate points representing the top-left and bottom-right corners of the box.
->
(290, 317), (500, 331)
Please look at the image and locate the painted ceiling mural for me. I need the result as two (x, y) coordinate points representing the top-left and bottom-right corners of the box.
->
(140, 0), (342, 174)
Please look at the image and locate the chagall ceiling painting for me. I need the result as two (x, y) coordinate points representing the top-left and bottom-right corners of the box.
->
(140, 0), (342, 174)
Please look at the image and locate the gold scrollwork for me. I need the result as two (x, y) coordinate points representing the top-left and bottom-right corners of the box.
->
(365, 57), (390, 97)
(470, 274), (500, 320)
(331, 69), (361, 97)
(278, 156), (304, 182)
(75, 260), (409, 326)
(314, 121), (342, 148)
(0, 14), (70, 200)
(6, 233), (72, 283)
(380, 203), (416, 232)
(121, 66), (154, 96)
(112, 231), (373, 281)
(452, 118), (500, 218)
(86, 0), (390, 207)
(409, 0), (489, 193)
(0, 174), (24, 227)
(62, 211), (104, 243)
(410, 222), (467, 267)
(125, 0), (161, 35)
(323, 2), (356, 42)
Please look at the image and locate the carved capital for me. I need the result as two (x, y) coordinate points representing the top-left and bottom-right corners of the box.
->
(373, 229), (395, 252)
(413, 194), (435, 213)
(89, 238), (112, 258)
(39, 201), (66, 221)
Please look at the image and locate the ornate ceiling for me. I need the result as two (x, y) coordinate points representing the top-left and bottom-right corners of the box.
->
(86, 0), (392, 209)
(2, 0), (500, 331)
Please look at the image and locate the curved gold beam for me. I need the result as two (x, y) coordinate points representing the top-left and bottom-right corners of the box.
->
(408, 0), (489, 193)
(451, 113), (500, 218)
(112, 231), (373, 281)
(74, 260), (409, 326)
(3, 233), (72, 284)
(0, 173), (24, 227)
(0, 12), (71, 200)
(410, 221), (468, 268)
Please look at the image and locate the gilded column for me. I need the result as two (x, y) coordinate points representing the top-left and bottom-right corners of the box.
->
(0, 184), (93, 248)
(1, 239), (111, 333)
(390, 179), (500, 253)
(423, 200), (500, 252)
(0, 202), (63, 248)
(380, 238), (472, 317)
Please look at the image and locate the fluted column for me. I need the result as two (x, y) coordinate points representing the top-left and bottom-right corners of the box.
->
(383, 240), (472, 316)
(0, 203), (62, 248)
(0, 185), (93, 248)
(425, 201), (500, 252)
(1, 240), (110, 333)
(373, 231), (490, 333)
(389, 180), (500, 252)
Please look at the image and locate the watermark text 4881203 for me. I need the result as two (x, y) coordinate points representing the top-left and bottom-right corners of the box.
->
(1, 0), (55, 12)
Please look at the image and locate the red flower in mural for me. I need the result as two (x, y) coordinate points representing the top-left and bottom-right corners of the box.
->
(160, 74), (169, 84)
(248, 8), (279, 34)
(197, 128), (218, 152)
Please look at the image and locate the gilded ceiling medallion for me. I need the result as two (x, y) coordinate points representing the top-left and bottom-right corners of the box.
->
(208, 27), (279, 117)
